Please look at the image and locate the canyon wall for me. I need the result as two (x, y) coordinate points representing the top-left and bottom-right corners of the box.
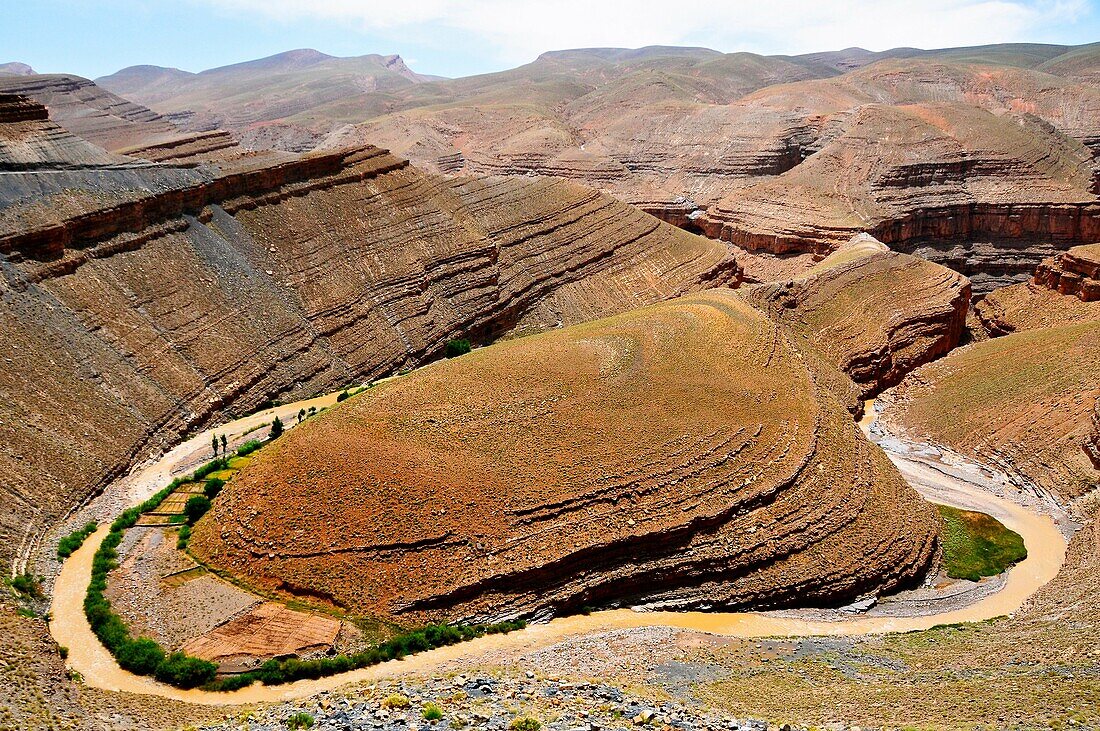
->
(1033, 243), (1100, 301)
(741, 238), (970, 396)
(0, 144), (736, 574)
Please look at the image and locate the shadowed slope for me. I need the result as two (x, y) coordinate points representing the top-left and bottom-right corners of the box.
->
(192, 289), (938, 624)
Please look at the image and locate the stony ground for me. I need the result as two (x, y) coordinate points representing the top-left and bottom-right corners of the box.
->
(200, 672), (780, 731)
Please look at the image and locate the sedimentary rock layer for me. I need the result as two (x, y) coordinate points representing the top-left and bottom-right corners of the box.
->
(1033, 243), (1100, 301)
(741, 237), (970, 396)
(0, 144), (735, 574)
(0, 93), (137, 170)
(885, 321), (1100, 501)
(0, 74), (241, 163)
(1088, 398), (1100, 469)
(191, 290), (938, 624)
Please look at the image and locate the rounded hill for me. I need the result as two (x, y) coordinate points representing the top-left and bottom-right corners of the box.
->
(191, 289), (938, 624)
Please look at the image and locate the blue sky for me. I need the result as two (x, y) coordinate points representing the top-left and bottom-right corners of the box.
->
(4, 0), (1099, 80)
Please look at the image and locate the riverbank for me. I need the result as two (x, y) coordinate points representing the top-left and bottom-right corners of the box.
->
(47, 394), (1067, 706)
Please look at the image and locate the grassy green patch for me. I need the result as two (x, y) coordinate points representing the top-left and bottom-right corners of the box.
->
(937, 505), (1027, 581)
(57, 521), (98, 559)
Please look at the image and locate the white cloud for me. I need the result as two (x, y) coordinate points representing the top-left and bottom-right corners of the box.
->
(197, 0), (1091, 63)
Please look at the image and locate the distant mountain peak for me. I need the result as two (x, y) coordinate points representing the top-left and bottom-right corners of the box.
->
(0, 62), (36, 76)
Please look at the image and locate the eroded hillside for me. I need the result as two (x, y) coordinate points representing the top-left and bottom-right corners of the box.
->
(191, 289), (938, 623)
(0, 98), (735, 576)
(741, 237), (970, 396)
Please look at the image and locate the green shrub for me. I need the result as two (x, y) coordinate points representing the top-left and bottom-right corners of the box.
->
(203, 477), (226, 500)
(191, 458), (228, 482)
(116, 637), (165, 675)
(269, 415), (284, 439)
(176, 525), (191, 550)
(183, 495), (212, 525)
(57, 521), (98, 559)
(444, 338), (472, 358)
(422, 703), (444, 721)
(236, 439), (263, 456)
(510, 717), (541, 731)
(154, 652), (216, 688)
(10, 573), (43, 599)
(58, 645), (69, 659)
(287, 713), (315, 730)
(336, 390), (350, 402)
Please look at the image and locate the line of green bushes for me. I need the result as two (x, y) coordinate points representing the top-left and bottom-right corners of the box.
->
(82, 431), (527, 692)
(235, 439), (263, 456)
(211, 620), (526, 692)
(83, 460), (227, 688)
(57, 521), (98, 559)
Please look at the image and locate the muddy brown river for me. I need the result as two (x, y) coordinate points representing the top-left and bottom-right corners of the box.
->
(50, 393), (1066, 705)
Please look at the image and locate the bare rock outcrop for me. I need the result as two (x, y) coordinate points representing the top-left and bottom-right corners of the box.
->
(0, 130), (736, 574)
(191, 290), (938, 623)
(1033, 243), (1100, 301)
(741, 237), (970, 396)
(0, 93), (139, 170)
(1088, 397), (1100, 469)
(0, 74), (241, 163)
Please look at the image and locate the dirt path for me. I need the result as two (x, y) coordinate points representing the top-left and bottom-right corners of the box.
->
(49, 396), (1067, 706)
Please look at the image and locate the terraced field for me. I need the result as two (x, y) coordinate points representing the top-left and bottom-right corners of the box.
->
(191, 289), (938, 624)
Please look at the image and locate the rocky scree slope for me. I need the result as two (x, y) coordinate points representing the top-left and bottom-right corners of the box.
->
(740, 237), (970, 396)
(0, 130), (735, 578)
(191, 289), (938, 624)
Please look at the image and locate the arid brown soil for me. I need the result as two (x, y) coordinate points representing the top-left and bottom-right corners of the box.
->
(192, 289), (937, 624)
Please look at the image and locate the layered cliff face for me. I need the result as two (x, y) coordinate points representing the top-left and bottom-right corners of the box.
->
(975, 243), (1100, 334)
(698, 102), (1098, 293)
(191, 289), (938, 623)
(884, 320), (1100, 501)
(0, 94), (137, 170)
(0, 74), (240, 163)
(0, 140), (736, 574)
(741, 237), (970, 396)
(1033, 243), (1100, 301)
(314, 55), (1100, 293)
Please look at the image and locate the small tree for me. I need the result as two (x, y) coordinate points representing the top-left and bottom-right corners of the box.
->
(269, 416), (284, 439)
(203, 477), (225, 500)
(220, 434), (228, 454)
(298, 408), (305, 423)
(445, 338), (472, 358)
(212, 434), (219, 457)
(184, 495), (212, 525)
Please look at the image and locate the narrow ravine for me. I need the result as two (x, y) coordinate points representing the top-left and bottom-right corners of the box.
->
(49, 392), (1067, 706)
